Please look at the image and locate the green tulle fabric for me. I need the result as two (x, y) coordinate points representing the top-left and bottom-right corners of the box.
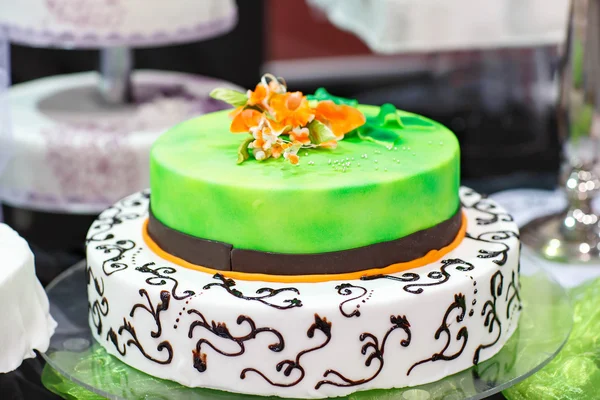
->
(503, 277), (600, 400)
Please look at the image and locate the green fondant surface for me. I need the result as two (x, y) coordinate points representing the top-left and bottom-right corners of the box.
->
(150, 105), (460, 254)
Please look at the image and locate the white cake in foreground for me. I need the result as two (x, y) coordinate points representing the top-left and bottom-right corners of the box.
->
(86, 187), (521, 398)
(0, 0), (237, 48)
(0, 223), (56, 373)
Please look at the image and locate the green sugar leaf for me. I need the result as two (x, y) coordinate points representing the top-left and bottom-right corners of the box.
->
(401, 115), (436, 128)
(372, 103), (404, 129)
(237, 135), (254, 164)
(357, 125), (401, 149)
(307, 87), (359, 106)
(308, 119), (337, 144)
(210, 88), (248, 107)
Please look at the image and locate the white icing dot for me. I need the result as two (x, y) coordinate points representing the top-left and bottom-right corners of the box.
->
(308, 161), (315, 165)
(402, 146), (407, 150)
(374, 160), (378, 163)
(394, 147), (398, 151)
(384, 168), (388, 172)
(439, 141), (444, 145)
(412, 153), (416, 156)
(357, 163), (361, 166)
(428, 141), (433, 145)
(375, 167), (379, 171)
(328, 159), (332, 164)
(304, 152), (309, 156)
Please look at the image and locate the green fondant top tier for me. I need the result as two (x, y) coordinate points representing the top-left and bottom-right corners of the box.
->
(150, 105), (460, 254)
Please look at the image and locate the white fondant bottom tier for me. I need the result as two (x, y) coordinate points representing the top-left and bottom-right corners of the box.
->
(85, 187), (521, 399)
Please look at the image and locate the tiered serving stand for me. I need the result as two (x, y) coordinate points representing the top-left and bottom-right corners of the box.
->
(0, 0), (241, 284)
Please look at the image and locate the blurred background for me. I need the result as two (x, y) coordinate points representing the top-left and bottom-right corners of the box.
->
(7, 0), (567, 192)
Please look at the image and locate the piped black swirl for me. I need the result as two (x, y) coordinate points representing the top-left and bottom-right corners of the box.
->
(315, 315), (411, 389)
(465, 231), (519, 266)
(203, 274), (302, 310)
(106, 318), (173, 365)
(407, 293), (469, 375)
(87, 266), (108, 335)
(136, 262), (195, 300)
(505, 269), (522, 319)
(360, 272), (419, 284)
(460, 189), (513, 226)
(335, 283), (368, 318)
(86, 190), (149, 243)
(363, 259), (474, 295)
(96, 239), (136, 276)
(187, 310), (284, 373)
(130, 289), (170, 338)
(473, 271), (504, 364)
(240, 314), (332, 387)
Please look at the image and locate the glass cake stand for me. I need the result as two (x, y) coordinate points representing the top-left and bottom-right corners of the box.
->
(41, 260), (572, 400)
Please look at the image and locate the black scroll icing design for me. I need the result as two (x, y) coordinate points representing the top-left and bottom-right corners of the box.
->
(240, 314), (332, 387)
(363, 259), (474, 295)
(203, 274), (302, 310)
(96, 240), (136, 276)
(130, 289), (170, 338)
(187, 310), (284, 373)
(87, 266), (108, 335)
(505, 269), (522, 319)
(136, 262), (195, 300)
(86, 190), (149, 243)
(105, 285), (174, 365)
(473, 271), (504, 364)
(461, 189), (513, 226)
(315, 315), (411, 389)
(407, 293), (469, 375)
(106, 319), (173, 365)
(335, 283), (368, 318)
(465, 231), (519, 267)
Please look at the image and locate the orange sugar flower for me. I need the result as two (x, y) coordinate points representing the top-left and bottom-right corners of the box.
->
(289, 127), (311, 145)
(270, 92), (314, 128)
(315, 100), (366, 137)
(318, 139), (338, 149)
(287, 153), (300, 165)
(230, 108), (263, 133)
(247, 83), (268, 107)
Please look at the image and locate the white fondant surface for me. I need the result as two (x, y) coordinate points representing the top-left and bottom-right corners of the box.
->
(86, 187), (521, 399)
(0, 71), (240, 213)
(0, 223), (56, 373)
(0, 0), (237, 48)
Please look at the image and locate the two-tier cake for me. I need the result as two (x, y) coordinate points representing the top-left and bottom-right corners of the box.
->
(85, 76), (521, 398)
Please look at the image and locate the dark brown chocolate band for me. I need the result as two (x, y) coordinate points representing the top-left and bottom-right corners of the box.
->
(147, 207), (463, 275)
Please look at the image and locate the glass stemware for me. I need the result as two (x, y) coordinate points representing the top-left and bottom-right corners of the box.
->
(522, 0), (600, 262)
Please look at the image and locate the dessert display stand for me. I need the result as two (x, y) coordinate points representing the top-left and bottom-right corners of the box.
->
(0, 0), (240, 285)
(41, 258), (571, 400)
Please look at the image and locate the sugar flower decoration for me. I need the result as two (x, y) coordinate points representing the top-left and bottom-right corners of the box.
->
(210, 74), (366, 165)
